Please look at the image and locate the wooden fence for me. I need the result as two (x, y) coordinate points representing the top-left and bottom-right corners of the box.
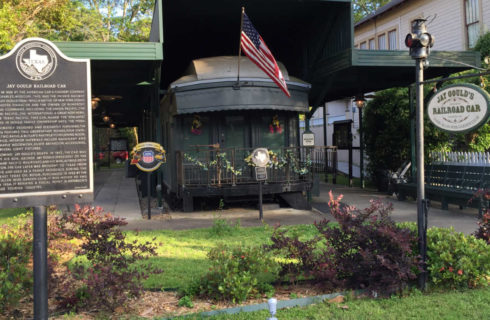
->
(430, 151), (490, 166)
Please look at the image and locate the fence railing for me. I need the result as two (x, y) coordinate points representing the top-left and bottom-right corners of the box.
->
(430, 151), (490, 166)
(176, 146), (337, 187)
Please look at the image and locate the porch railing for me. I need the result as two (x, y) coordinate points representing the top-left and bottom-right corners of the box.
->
(176, 146), (337, 187)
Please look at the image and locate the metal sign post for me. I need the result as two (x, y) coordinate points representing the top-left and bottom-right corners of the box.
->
(405, 19), (434, 290)
(255, 166), (267, 220)
(33, 206), (48, 319)
(148, 172), (152, 219)
(130, 142), (166, 219)
(0, 38), (93, 319)
(251, 148), (270, 220)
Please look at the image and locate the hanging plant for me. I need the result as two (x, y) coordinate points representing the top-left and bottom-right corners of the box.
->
(191, 114), (202, 135)
(269, 114), (282, 134)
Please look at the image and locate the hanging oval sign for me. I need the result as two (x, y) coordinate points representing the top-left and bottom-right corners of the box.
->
(427, 83), (490, 133)
(130, 142), (166, 172)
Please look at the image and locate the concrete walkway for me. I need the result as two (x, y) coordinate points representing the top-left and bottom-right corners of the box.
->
(91, 168), (481, 234)
(313, 183), (480, 234)
(92, 168), (141, 221)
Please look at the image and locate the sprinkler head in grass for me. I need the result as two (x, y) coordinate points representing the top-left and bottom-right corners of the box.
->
(267, 297), (278, 320)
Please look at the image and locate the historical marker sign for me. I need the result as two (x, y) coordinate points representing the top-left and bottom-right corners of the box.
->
(427, 83), (490, 133)
(0, 38), (93, 207)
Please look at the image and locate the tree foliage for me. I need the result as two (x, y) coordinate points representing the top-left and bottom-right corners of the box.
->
(352, 0), (390, 23)
(80, 0), (154, 41)
(0, 0), (155, 52)
(0, 0), (109, 52)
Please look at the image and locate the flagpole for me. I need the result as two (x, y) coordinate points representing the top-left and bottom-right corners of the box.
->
(235, 7), (245, 89)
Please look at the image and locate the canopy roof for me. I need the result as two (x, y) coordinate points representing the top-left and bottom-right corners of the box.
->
(54, 41), (162, 127)
(51, 0), (480, 127)
(54, 0), (164, 128)
(162, 0), (480, 116)
(162, 56), (310, 114)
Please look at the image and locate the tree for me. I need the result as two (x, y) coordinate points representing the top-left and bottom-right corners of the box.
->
(352, 0), (390, 23)
(0, 0), (70, 51)
(80, 0), (155, 41)
(363, 87), (453, 190)
(0, 0), (106, 52)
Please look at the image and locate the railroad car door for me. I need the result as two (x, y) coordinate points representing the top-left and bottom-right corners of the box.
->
(217, 114), (248, 149)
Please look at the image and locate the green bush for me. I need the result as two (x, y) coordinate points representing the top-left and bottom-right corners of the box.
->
(0, 224), (32, 313)
(195, 244), (280, 303)
(426, 227), (489, 288)
(397, 222), (489, 288)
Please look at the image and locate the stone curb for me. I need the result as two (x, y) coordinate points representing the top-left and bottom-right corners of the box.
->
(159, 291), (346, 319)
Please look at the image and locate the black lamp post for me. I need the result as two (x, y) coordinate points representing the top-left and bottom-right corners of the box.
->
(405, 18), (434, 291)
(354, 95), (365, 189)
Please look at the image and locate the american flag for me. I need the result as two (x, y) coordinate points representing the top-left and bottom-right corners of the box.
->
(240, 13), (290, 97)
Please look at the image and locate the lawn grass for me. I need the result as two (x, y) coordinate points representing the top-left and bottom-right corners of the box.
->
(124, 223), (320, 290)
(0, 207), (30, 225)
(319, 173), (376, 189)
(171, 286), (490, 320)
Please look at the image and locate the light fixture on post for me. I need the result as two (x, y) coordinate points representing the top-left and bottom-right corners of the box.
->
(102, 115), (110, 123)
(354, 94), (365, 189)
(110, 123), (116, 129)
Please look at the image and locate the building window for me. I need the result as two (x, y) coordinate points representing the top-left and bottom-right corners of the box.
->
(369, 38), (375, 50)
(465, 0), (480, 48)
(388, 30), (397, 49)
(360, 41), (367, 49)
(378, 34), (386, 49)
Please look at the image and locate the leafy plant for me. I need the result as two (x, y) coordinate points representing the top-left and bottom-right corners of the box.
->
(195, 244), (280, 303)
(56, 205), (162, 311)
(178, 295), (194, 308)
(0, 224), (32, 313)
(474, 211), (490, 245)
(399, 222), (490, 289)
(426, 227), (489, 288)
(210, 214), (240, 237)
(268, 192), (421, 295)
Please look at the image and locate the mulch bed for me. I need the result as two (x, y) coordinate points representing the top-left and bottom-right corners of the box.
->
(6, 283), (333, 319)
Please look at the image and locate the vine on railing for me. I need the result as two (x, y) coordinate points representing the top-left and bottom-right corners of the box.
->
(209, 152), (243, 176)
(184, 152), (242, 176)
(183, 153), (209, 171)
(184, 149), (313, 177)
(244, 150), (287, 169)
(285, 150), (312, 175)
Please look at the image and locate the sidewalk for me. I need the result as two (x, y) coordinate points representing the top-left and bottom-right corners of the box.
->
(92, 169), (481, 234)
(313, 183), (480, 234)
(92, 168), (141, 221)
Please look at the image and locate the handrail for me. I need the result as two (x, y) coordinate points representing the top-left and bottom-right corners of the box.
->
(176, 146), (338, 187)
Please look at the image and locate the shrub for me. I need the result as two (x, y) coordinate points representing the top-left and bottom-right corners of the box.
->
(0, 224), (32, 313)
(195, 244), (280, 303)
(266, 227), (333, 285)
(474, 211), (490, 245)
(427, 227), (489, 288)
(56, 205), (162, 311)
(268, 192), (421, 295)
(209, 214), (240, 237)
(399, 222), (490, 289)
